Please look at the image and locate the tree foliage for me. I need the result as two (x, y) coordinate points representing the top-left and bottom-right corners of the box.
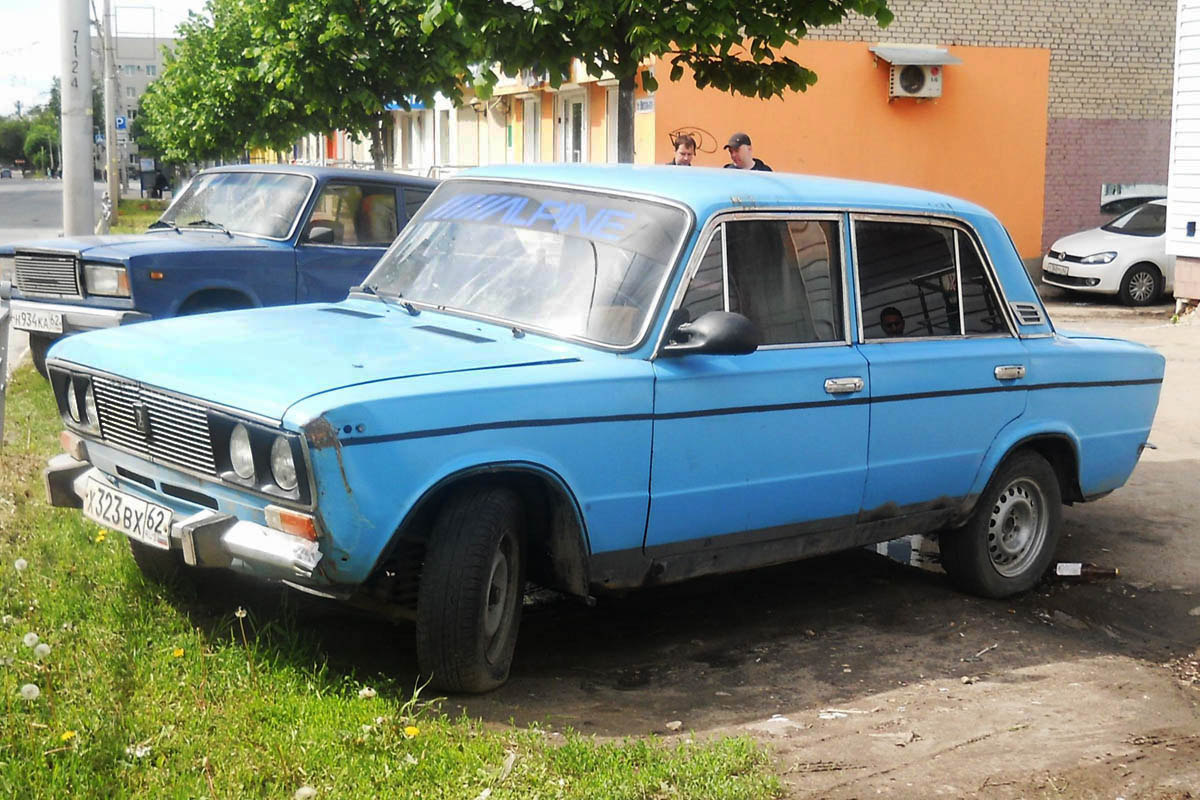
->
(424, 0), (894, 161)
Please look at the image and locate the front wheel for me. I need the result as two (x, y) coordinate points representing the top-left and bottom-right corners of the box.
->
(940, 451), (1062, 598)
(415, 486), (525, 693)
(1117, 263), (1162, 306)
(28, 334), (55, 379)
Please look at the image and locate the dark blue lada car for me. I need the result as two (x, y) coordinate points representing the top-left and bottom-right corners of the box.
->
(41, 165), (1164, 692)
(0, 165), (437, 374)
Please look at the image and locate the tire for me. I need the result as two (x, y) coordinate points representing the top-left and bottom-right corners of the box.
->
(940, 451), (1062, 598)
(1117, 263), (1162, 307)
(29, 334), (54, 379)
(416, 486), (525, 693)
(128, 538), (191, 586)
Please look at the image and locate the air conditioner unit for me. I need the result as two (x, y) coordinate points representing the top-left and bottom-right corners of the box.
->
(889, 64), (943, 98)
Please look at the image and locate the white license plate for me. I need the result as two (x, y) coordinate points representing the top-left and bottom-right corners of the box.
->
(84, 479), (173, 549)
(12, 308), (63, 333)
(1043, 262), (1069, 276)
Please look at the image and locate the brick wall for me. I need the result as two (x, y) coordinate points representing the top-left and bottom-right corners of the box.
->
(807, 0), (1175, 249)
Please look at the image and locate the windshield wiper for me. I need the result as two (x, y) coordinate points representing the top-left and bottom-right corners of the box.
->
(148, 219), (181, 233)
(353, 284), (419, 315)
(185, 219), (232, 237)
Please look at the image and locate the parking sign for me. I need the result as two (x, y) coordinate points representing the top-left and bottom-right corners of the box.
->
(115, 116), (127, 131)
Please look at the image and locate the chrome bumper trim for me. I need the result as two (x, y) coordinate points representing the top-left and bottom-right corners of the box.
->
(44, 457), (320, 578)
(10, 299), (150, 334)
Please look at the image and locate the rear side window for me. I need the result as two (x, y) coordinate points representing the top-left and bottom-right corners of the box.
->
(856, 219), (1007, 339)
(403, 187), (434, 221)
(306, 183), (398, 246)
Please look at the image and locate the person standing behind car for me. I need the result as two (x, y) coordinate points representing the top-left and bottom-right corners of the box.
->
(723, 132), (772, 171)
(666, 134), (696, 166)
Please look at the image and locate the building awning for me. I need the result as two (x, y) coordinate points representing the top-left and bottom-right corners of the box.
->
(869, 44), (962, 66)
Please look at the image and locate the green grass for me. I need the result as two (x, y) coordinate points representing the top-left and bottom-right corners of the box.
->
(110, 198), (169, 234)
(0, 367), (782, 799)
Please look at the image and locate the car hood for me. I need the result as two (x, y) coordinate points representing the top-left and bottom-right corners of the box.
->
(10, 231), (282, 261)
(46, 301), (591, 422)
(1049, 227), (1142, 257)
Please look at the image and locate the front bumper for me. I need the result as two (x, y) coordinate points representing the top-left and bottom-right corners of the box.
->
(10, 299), (150, 336)
(44, 453), (322, 579)
(1040, 256), (1119, 295)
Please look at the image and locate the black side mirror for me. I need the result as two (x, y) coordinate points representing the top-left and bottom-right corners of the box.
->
(307, 225), (335, 244)
(662, 310), (760, 356)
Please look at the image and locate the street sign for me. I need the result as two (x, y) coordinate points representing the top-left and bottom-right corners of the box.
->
(94, 133), (104, 144)
(115, 115), (127, 131)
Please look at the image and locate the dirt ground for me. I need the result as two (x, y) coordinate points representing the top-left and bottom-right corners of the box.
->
(170, 289), (1200, 798)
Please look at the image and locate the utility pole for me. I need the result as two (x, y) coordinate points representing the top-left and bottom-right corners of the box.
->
(101, 0), (119, 226)
(60, 0), (95, 235)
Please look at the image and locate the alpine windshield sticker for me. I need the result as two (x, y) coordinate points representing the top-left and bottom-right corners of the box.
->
(424, 192), (635, 242)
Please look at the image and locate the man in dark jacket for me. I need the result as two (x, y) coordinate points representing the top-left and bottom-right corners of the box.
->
(723, 132), (772, 171)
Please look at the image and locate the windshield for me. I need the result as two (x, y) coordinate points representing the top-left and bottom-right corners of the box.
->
(158, 172), (313, 238)
(365, 181), (690, 347)
(1101, 202), (1166, 236)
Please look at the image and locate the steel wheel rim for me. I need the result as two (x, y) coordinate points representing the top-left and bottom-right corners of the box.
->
(1128, 270), (1155, 303)
(986, 477), (1048, 578)
(482, 535), (515, 659)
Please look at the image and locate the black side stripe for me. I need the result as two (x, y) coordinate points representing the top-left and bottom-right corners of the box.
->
(338, 377), (1162, 447)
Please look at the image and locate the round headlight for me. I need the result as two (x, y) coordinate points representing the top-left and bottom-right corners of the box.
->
(84, 382), (99, 425)
(270, 435), (298, 491)
(230, 424), (255, 480)
(66, 379), (81, 423)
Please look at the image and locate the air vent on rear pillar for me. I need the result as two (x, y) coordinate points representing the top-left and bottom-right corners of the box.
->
(1010, 302), (1045, 326)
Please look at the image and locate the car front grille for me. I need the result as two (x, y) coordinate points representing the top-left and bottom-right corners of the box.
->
(91, 375), (218, 474)
(1042, 273), (1092, 287)
(1046, 250), (1083, 264)
(14, 251), (81, 297)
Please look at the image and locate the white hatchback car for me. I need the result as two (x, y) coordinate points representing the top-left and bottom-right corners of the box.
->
(1042, 200), (1174, 306)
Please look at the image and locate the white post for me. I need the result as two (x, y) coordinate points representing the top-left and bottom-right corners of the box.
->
(102, 0), (118, 226)
(60, 0), (95, 235)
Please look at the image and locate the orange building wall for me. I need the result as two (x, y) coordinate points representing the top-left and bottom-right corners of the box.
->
(655, 41), (1050, 258)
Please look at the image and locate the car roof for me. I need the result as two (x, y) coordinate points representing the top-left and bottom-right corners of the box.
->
(455, 163), (992, 221)
(200, 163), (439, 188)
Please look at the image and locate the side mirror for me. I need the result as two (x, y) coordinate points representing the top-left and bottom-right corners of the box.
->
(307, 225), (335, 244)
(662, 310), (761, 356)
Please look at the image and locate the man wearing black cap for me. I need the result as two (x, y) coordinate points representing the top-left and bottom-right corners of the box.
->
(723, 132), (772, 171)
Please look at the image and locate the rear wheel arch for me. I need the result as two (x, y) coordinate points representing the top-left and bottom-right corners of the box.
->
(1012, 435), (1083, 505)
(375, 463), (592, 603)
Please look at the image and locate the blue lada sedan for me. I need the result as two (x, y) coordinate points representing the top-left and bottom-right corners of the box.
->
(42, 166), (1164, 692)
(1, 165), (438, 375)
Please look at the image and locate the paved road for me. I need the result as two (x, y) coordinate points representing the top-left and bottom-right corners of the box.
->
(1, 177), (105, 377)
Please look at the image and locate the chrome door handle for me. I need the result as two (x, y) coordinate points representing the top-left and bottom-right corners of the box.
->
(824, 377), (864, 394)
(994, 364), (1026, 380)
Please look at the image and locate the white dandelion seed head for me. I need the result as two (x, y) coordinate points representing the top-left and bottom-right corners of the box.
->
(13, 558), (27, 572)
(293, 786), (317, 800)
(357, 687), (377, 699)
(1, 615), (13, 626)
(22, 632), (38, 648)
(19, 683), (40, 701)
(234, 607), (247, 619)
(34, 643), (51, 659)
(125, 744), (152, 758)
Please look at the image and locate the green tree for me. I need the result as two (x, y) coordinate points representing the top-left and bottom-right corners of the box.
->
(141, 0), (309, 163)
(246, 0), (477, 169)
(424, 0), (894, 162)
(0, 118), (30, 165)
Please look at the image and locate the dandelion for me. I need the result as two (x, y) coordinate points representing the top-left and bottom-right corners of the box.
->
(125, 744), (152, 759)
(293, 786), (317, 800)
(60, 731), (76, 742)
(357, 687), (377, 699)
(404, 725), (421, 738)
(34, 643), (51, 660)
(13, 558), (27, 572)
(94, 530), (107, 543)
(22, 632), (38, 648)
(1, 614), (13, 626)
(234, 607), (247, 619)
(19, 683), (40, 701)
(172, 647), (184, 658)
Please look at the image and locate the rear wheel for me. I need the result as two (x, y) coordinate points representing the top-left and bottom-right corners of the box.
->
(1117, 263), (1162, 306)
(415, 486), (525, 693)
(29, 334), (54, 379)
(941, 451), (1062, 598)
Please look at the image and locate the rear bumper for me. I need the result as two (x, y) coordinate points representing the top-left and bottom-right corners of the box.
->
(44, 453), (321, 578)
(10, 299), (150, 336)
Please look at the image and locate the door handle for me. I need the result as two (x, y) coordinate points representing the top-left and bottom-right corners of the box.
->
(994, 364), (1026, 380)
(824, 377), (864, 394)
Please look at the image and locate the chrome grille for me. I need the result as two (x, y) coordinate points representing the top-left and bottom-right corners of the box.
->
(91, 376), (217, 474)
(14, 251), (81, 297)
